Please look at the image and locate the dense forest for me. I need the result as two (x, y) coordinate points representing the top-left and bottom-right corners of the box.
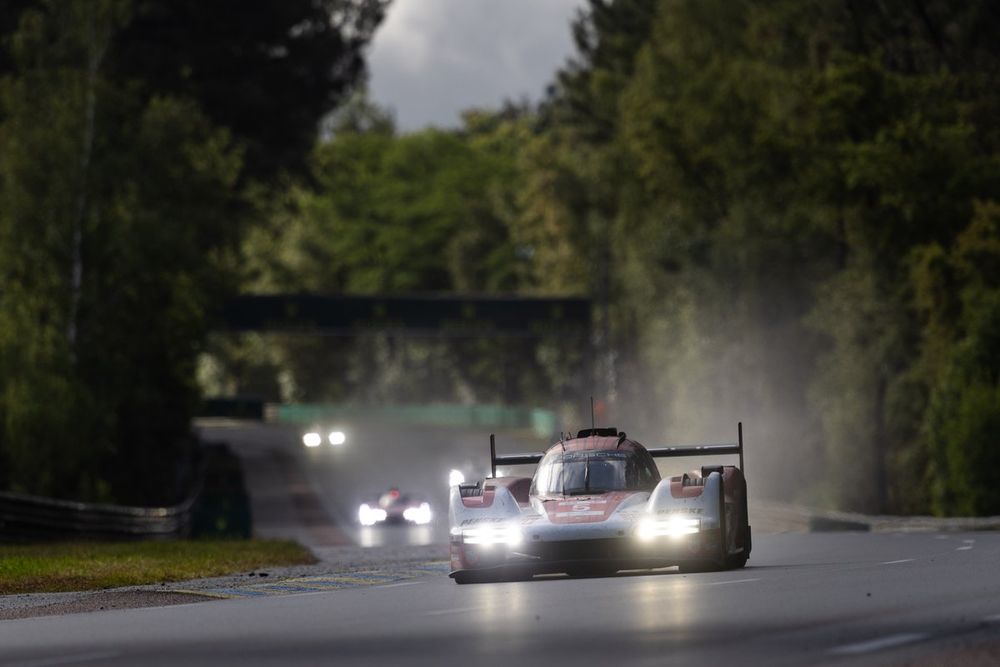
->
(1, 1), (998, 516)
(0, 0), (388, 503)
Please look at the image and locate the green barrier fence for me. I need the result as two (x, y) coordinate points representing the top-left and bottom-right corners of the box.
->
(275, 404), (558, 440)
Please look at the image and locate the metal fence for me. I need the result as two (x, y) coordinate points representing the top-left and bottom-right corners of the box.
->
(0, 443), (250, 542)
(0, 491), (195, 541)
(751, 499), (1000, 533)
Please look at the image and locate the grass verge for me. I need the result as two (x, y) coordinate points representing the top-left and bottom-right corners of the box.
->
(0, 539), (316, 595)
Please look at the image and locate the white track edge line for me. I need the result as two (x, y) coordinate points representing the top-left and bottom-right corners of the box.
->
(705, 578), (761, 586)
(425, 605), (485, 616)
(376, 581), (425, 589)
(829, 633), (927, 655)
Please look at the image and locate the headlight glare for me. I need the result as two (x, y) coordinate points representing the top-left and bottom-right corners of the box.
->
(403, 502), (432, 525)
(358, 503), (387, 526)
(460, 524), (522, 546)
(637, 516), (700, 540)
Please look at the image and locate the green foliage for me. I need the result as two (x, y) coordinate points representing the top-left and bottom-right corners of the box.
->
(0, 1), (239, 503)
(230, 0), (1000, 516)
(6, 0), (999, 518)
(0, 539), (315, 594)
(918, 203), (1000, 514)
(245, 112), (525, 295)
(224, 104), (587, 406)
(210, 0), (1000, 515)
(109, 0), (388, 178)
(0, 0), (381, 502)
(525, 0), (1000, 512)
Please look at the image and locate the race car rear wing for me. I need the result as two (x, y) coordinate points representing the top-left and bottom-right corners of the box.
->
(488, 423), (745, 478)
(489, 434), (543, 478)
(647, 422), (745, 473)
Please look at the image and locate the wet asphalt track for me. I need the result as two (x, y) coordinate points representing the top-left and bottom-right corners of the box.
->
(2, 531), (1000, 666)
(2, 422), (999, 666)
(195, 420), (520, 549)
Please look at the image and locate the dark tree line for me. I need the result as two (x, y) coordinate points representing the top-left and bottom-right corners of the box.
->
(0, 0), (386, 503)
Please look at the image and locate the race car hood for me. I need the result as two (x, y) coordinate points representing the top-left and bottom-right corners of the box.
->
(533, 491), (647, 524)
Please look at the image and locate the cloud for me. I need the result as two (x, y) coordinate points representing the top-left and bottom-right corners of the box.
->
(367, 0), (585, 131)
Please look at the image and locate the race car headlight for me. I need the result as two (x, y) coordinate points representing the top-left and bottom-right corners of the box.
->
(637, 516), (701, 541)
(328, 430), (346, 446)
(358, 503), (388, 526)
(302, 432), (322, 448)
(459, 524), (523, 547)
(402, 502), (432, 525)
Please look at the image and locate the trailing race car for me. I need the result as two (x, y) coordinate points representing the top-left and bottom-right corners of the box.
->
(358, 487), (432, 526)
(448, 424), (750, 584)
(301, 427), (347, 448)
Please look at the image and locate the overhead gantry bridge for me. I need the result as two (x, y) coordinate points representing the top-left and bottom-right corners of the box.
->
(218, 293), (592, 338)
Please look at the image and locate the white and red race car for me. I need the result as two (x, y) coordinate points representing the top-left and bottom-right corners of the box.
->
(358, 488), (432, 526)
(448, 425), (751, 584)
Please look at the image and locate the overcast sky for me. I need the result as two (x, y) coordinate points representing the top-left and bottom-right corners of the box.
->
(366, 0), (586, 132)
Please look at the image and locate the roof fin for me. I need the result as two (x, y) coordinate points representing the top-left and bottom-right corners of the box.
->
(616, 432), (627, 449)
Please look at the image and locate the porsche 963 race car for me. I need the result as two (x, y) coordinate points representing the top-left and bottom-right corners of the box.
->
(448, 425), (751, 584)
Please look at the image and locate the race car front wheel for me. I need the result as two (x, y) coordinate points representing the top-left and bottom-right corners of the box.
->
(725, 524), (752, 569)
(453, 571), (481, 585)
(453, 570), (525, 584)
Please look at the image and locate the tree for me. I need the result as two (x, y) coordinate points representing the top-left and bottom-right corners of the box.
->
(917, 202), (1000, 514)
(529, 0), (1000, 511)
(216, 104), (594, 409)
(0, 1), (242, 503)
(110, 0), (388, 178)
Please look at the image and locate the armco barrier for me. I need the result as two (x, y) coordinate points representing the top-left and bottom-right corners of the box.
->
(751, 499), (1000, 533)
(0, 443), (251, 542)
(275, 403), (558, 439)
(0, 491), (194, 541)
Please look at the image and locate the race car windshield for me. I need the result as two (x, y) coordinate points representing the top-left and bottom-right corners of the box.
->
(530, 450), (658, 496)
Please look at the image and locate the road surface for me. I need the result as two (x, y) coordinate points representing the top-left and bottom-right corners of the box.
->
(3, 421), (999, 666)
(1, 531), (999, 666)
(196, 419), (542, 551)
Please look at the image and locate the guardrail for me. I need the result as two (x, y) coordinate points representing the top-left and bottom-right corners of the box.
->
(0, 491), (194, 541)
(751, 499), (1000, 533)
(0, 444), (251, 542)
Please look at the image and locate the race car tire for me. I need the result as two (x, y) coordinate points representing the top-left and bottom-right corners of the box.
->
(725, 524), (752, 569)
(453, 570), (520, 584)
(726, 552), (749, 569)
(453, 571), (485, 585)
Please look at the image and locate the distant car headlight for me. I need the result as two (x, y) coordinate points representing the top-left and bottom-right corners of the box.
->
(303, 432), (322, 448)
(402, 502), (432, 525)
(637, 516), (701, 541)
(328, 431), (346, 446)
(459, 523), (522, 547)
(448, 469), (465, 487)
(358, 503), (388, 526)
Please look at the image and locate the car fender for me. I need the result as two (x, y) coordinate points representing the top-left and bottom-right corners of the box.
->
(449, 482), (522, 528)
(646, 471), (723, 531)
